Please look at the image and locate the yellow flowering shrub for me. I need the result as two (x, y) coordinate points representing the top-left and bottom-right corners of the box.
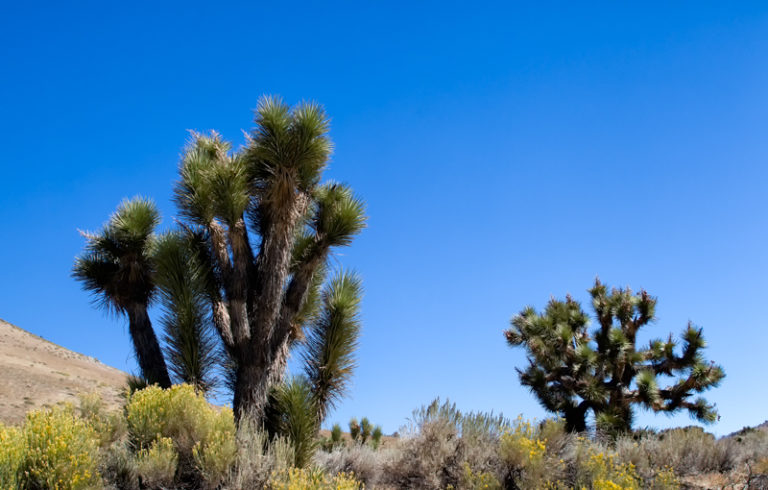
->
(126, 384), (235, 459)
(499, 416), (553, 485)
(136, 437), (178, 487)
(459, 461), (502, 489)
(499, 417), (546, 468)
(0, 423), (23, 488)
(579, 447), (642, 490)
(268, 467), (363, 489)
(20, 405), (101, 490)
(77, 392), (127, 449)
(649, 466), (680, 489)
(192, 411), (238, 487)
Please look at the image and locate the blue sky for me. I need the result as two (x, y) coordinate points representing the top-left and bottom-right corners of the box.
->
(1, 2), (767, 436)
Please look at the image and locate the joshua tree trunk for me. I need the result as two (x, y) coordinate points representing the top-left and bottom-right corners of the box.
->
(232, 327), (293, 420)
(127, 304), (172, 388)
(233, 358), (267, 419)
(564, 402), (590, 433)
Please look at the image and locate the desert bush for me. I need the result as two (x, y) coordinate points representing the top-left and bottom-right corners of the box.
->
(135, 437), (178, 488)
(78, 392), (128, 450)
(315, 443), (396, 486)
(386, 415), (464, 489)
(575, 444), (642, 490)
(224, 415), (294, 489)
(126, 384), (234, 451)
(498, 416), (569, 488)
(192, 420), (237, 488)
(19, 405), (101, 490)
(726, 425), (768, 469)
(384, 399), (514, 489)
(125, 384), (236, 487)
(0, 423), (23, 488)
(458, 461), (502, 489)
(649, 467), (680, 490)
(268, 467), (362, 489)
(101, 440), (139, 490)
(612, 426), (732, 477)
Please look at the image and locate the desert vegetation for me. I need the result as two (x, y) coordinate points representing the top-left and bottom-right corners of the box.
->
(1, 98), (763, 489)
(1, 392), (767, 489)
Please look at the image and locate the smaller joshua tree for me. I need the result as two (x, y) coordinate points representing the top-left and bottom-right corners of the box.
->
(73, 198), (172, 388)
(505, 279), (725, 435)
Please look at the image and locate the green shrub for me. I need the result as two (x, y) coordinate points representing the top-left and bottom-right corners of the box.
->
(331, 423), (343, 446)
(136, 437), (178, 487)
(360, 418), (372, 444)
(20, 405), (101, 490)
(371, 425), (383, 449)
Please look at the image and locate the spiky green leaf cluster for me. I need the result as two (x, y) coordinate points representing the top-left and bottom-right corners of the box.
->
(73, 197), (159, 312)
(265, 377), (318, 468)
(303, 271), (363, 423)
(153, 231), (221, 392)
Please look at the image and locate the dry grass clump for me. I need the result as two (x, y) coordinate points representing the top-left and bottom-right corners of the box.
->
(728, 425), (768, 468)
(378, 398), (509, 489)
(314, 442), (394, 486)
(223, 414), (295, 489)
(610, 426), (733, 478)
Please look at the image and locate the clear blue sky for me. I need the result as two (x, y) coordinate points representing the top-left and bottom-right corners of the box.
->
(1, 2), (767, 436)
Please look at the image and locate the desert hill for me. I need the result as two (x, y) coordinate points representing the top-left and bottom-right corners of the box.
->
(0, 318), (127, 424)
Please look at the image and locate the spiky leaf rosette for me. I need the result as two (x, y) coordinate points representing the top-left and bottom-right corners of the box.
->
(153, 231), (221, 392)
(174, 132), (249, 227)
(264, 377), (318, 468)
(303, 271), (363, 424)
(247, 96), (332, 197)
(73, 197), (160, 312)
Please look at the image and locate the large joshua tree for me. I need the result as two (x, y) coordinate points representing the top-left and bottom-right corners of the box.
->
(73, 198), (172, 388)
(505, 279), (725, 434)
(174, 97), (366, 420)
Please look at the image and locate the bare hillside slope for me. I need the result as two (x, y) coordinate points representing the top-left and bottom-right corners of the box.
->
(0, 318), (127, 424)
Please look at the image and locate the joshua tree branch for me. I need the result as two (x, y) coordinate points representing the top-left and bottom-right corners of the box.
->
(250, 193), (310, 344)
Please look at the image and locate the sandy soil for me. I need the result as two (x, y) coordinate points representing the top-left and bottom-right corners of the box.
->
(0, 318), (127, 424)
